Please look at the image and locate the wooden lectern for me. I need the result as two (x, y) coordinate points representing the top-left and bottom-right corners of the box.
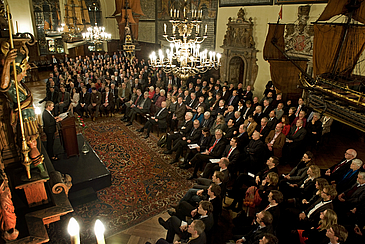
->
(58, 116), (79, 157)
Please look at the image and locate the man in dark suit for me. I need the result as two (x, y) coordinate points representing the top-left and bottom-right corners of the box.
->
(337, 171), (365, 216)
(155, 220), (206, 244)
(39, 86), (58, 105)
(158, 201), (213, 243)
(283, 119), (307, 163)
(164, 112), (194, 152)
(75, 86), (90, 118)
(242, 100), (254, 120)
(236, 124), (250, 153)
(126, 92), (151, 126)
(187, 129), (228, 180)
(42, 101), (62, 161)
(233, 111), (244, 130)
(168, 120), (202, 164)
(242, 85), (253, 102)
(88, 87), (102, 121)
(296, 185), (337, 229)
(201, 111), (214, 128)
(180, 128), (212, 169)
(253, 105), (264, 124)
(266, 110), (278, 131)
(227, 90), (240, 108)
(116, 83), (130, 113)
(256, 117), (271, 142)
(243, 131), (266, 174)
(170, 96), (186, 131)
(122, 89), (143, 122)
(335, 159), (363, 193)
(186, 92), (198, 112)
(233, 210), (274, 243)
(54, 85), (70, 115)
(224, 105), (235, 123)
(100, 86), (114, 116)
(201, 137), (240, 179)
(325, 149), (357, 182)
(261, 99), (272, 117)
(137, 101), (168, 139)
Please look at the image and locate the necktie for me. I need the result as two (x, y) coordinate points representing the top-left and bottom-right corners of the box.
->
(332, 160), (347, 173)
(243, 109), (249, 119)
(134, 95), (140, 105)
(190, 128), (195, 136)
(227, 147), (233, 158)
(209, 140), (218, 152)
(203, 120), (207, 127)
(105, 93), (108, 103)
(156, 108), (164, 117)
(293, 127), (299, 136)
(260, 127), (264, 133)
(295, 105), (301, 117)
(229, 96), (234, 105)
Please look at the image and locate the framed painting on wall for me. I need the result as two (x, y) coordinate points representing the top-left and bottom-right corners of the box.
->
(275, 0), (327, 4)
(219, 0), (273, 7)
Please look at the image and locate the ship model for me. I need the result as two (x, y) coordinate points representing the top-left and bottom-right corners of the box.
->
(112, 0), (144, 42)
(62, 0), (91, 43)
(264, 0), (365, 133)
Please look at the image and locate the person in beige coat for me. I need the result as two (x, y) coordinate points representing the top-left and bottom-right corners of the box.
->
(265, 123), (286, 158)
(243, 115), (258, 138)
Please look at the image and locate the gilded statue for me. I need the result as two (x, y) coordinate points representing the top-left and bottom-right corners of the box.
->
(0, 42), (47, 179)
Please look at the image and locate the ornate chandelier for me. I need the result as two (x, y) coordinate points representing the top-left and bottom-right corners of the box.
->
(82, 24), (111, 44)
(149, 7), (221, 81)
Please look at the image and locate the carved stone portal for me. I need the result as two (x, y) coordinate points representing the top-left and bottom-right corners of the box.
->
(220, 8), (258, 88)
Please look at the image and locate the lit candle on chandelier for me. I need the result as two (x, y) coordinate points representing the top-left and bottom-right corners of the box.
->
(204, 24), (207, 35)
(170, 9), (173, 18)
(164, 23), (167, 34)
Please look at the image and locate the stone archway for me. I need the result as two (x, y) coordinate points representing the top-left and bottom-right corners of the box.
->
(229, 56), (244, 87)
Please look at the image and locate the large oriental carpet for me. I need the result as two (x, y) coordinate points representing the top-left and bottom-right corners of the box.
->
(47, 118), (193, 243)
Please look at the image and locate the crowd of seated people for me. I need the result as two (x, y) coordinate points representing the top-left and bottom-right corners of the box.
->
(39, 53), (364, 244)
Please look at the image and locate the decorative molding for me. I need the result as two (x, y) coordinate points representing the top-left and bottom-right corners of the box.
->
(220, 8), (258, 87)
(220, 0), (273, 7)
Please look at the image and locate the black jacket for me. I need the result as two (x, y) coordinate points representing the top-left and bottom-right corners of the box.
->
(42, 110), (57, 134)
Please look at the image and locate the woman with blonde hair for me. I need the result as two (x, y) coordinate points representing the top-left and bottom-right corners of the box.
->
(283, 165), (321, 201)
(297, 209), (338, 244)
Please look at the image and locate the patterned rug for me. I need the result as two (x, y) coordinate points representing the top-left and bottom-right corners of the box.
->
(47, 118), (193, 243)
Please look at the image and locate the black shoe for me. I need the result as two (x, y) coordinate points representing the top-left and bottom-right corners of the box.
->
(167, 210), (176, 216)
(179, 164), (190, 169)
(126, 122), (132, 126)
(169, 203), (178, 209)
(187, 175), (197, 180)
(163, 150), (172, 154)
(136, 128), (144, 132)
(170, 159), (178, 164)
(158, 217), (168, 230)
(144, 135), (149, 139)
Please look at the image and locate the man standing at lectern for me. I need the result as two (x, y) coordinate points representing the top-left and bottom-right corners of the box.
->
(42, 101), (62, 161)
